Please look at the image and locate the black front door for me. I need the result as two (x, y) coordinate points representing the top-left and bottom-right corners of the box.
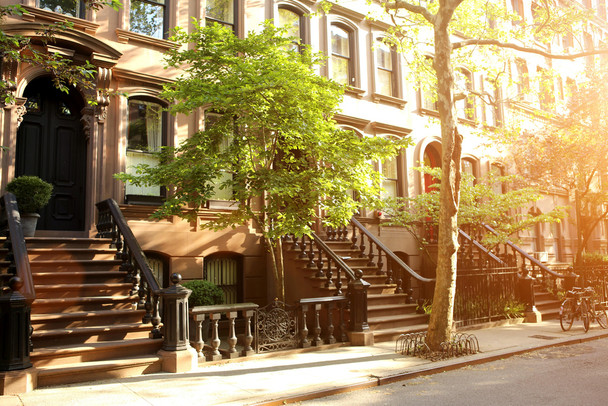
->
(16, 77), (87, 231)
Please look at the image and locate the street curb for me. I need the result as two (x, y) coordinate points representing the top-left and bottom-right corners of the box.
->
(250, 330), (608, 406)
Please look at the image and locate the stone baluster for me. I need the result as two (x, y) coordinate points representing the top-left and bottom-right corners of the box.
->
(315, 241), (325, 278)
(377, 249), (385, 276)
(312, 303), (323, 346)
(299, 235), (308, 258)
(350, 223), (358, 250)
(359, 231), (366, 258)
(367, 237), (376, 267)
(385, 256), (394, 284)
(150, 293), (162, 338)
(307, 236), (316, 268)
(192, 313), (205, 359)
(241, 309), (256, 356)
(208, 312), (222, 361)
(226, 311), (239, 359)
(325, 257), (333, 288)
(334, 267), (343, 296)
(300, 303), (310, 348)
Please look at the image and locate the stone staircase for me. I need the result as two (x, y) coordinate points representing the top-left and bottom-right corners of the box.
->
(285, 236), (429, 343)
(25, 237), (163, 387)
(533, 284), (561, 320)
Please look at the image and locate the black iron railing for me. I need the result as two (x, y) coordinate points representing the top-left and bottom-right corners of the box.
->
(95, 199), (162, 338)
(0, 192), (33, 371)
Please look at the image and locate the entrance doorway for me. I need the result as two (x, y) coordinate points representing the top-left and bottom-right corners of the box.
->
(16, 77), (87, 231)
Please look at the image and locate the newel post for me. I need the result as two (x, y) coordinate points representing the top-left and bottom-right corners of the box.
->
(0, 277), (37, 395)
(158, 273), (198, 373)
(347, 270), (374, 346)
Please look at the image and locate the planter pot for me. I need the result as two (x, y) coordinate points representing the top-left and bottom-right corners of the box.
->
(20, 213), (40, 237)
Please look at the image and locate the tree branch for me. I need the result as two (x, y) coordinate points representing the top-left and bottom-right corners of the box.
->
(453, 38), (608, 59)
(382, 0), (435, 24)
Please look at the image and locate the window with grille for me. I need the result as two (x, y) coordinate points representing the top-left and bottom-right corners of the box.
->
(204, 255), (242, 304)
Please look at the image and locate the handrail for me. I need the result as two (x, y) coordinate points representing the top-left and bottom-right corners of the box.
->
(1, 193), (35, 303)
(95, 199), (162, 338)
(351, 217), (434, 283)
(458, 228), (508, 267)
(95, 199), (160, 293)
(310, 231), (357, 281)
(483, 223), (565, 279)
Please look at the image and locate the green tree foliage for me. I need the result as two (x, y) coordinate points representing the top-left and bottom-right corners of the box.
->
(383, 167), (564, 248)
(116, 22), (408, 300)
(495, 70), (608, 265)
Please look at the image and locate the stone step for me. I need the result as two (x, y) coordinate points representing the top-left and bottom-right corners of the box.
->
(367, 293), (409, 306)
(368, 303), (418, 318)
(368, 313), (430, 331)
(31, 295), (137, 313)
(32, 322), (152, 347)
(31, 309), (146, 330)
(25, 237), (114, 250)
(372, 323), (429, 343)
(28, 248), (118, 261)
(34, 283), (133, 299)
(36, 355), (162, 388)
(31, 338), (162, 367)
(30, 259), (122, 272)
(32, 270), (127, 284)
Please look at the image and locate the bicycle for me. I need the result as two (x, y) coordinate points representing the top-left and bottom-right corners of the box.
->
(586, 294), (608, 329)
(560, 287), (594, 332)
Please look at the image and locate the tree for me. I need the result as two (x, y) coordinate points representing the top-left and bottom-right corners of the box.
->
(0, 1), (121, 106)
(495, 70), (608, 266)
(116, 22), (408, 301)
(373, 0), (608, 349)
(383, 167), (564, 250)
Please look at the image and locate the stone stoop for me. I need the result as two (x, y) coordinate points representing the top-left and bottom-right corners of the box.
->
(25, 237), (163, 389)
(285, 237), (429, 343)
(533, 284), (561, 321)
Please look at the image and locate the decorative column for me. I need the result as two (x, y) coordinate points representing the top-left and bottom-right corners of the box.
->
(158, 273), (198, 373)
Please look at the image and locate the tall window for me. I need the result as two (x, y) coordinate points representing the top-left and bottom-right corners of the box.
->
(380, 155), (399, 199)
(482, 76), (501, 127)
(205, 0), (236, 32)
(461, 158), (477, 187)
(515, 59), (529, 100)
(277, 7), (304, 51)
(423, 144), (441, 192)
(537, 67), (554, 111)
(205, 111), (233, 201)
(490, 163), (504, 194)
(331, 24), (354, 86)
(455, 69), (474, 120)
(126, 98), (166, 199)
(204, 254), (243, 304)
(38, 0), (84, 18)
(130, 0), (167, 39)
(375, 40), (395, 96)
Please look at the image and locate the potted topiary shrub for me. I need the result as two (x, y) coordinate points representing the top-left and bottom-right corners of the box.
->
(6, 176), (53, 237)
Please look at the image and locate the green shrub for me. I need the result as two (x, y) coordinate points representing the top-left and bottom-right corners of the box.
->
(581, 252), (608, 266)
(6, 176), (53, 213)
(182, 279), (224, 307)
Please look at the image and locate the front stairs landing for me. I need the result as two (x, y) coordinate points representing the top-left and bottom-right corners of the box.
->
(25, 237), (163, 387)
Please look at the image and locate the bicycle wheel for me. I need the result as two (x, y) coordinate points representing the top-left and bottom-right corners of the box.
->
(596, 306), (608, 329)
(560, 299), (575, 331)
(581, 300), (590, 332)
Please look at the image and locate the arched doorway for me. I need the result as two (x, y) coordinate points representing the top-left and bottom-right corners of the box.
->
(16, 77), (87, 231)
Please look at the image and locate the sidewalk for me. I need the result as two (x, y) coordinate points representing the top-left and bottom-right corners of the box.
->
(2, 320), (607, 406)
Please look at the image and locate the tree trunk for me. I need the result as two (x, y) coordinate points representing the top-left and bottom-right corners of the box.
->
(267, 237), (285, 302)
(426, 4), (463, 351)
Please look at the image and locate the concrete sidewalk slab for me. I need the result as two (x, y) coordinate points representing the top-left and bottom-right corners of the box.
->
(1, 320), (607, 406)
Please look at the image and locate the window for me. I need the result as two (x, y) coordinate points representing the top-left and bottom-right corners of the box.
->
(204, 254), (243, 304)
(455, 69), (475, 120)
(330, 24), (355, 86)
(423, 144), (441, 192)
(380, 155), (399, 199)
(125, 98), (166, 200)
(421, 57), (437, 111)
(490, 163), (504, 195)
(277, 7), (305, 51)
(130, 0), (167, 39)
(515, 59), (529, 100)
(481, 76), (501, 127)
(205, 111), (234, 201)
(38, 0), (84, 18)
(537, 67), (554, 111)
(375, 40), (396, 96)
(461, 158), (477, 187)
(205, 0), (237, 32)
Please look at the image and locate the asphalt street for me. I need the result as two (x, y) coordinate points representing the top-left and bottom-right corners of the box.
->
(299, 338), (608, 406)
